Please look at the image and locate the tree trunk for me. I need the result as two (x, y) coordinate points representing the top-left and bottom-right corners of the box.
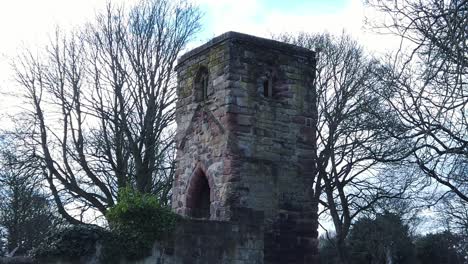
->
(337, 239), (349, 264)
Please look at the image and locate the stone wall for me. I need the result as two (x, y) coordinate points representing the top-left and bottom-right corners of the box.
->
(172, 36), (234, 220)
(0, 257), (34, 264)
(33, 216), (263, 264)
(174, 213), (264, 264)
(226, 34), (318, 264)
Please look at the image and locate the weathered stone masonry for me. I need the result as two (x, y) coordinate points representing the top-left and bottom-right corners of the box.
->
(173, 32), (319, 264)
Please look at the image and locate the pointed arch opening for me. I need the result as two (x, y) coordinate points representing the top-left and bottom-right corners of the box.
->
(260, 69), (277, 98)
(186, 167), (211, 219)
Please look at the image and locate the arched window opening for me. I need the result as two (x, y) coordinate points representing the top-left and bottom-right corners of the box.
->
(262, 71), (275, 98)
(186, 169), (211, 219)
(194, 67), (209, 102)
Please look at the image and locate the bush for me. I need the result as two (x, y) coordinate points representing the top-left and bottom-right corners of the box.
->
(32, 225), (107, 260)
(31, 188), (178, 262)
(347, 212), (417, 264)
(415, 231), (468, 264)
(102, 187), (178, 261)
(318, 235), (340, 264)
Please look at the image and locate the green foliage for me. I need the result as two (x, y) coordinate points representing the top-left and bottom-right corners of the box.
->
(106, 187), (178, 239)
(347, 212), (417, 264)
(31, 188), (178, 262)
(415, 231), (468, 264)
(32, 225), (106, 260)
(102, 187), (178, 261)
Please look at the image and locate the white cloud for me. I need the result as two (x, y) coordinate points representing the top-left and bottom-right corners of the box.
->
(0, 0), (402, 121)
(193, 0), (401, 55)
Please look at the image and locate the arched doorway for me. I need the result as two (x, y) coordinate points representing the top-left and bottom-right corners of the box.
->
(186, 168), (211, 219)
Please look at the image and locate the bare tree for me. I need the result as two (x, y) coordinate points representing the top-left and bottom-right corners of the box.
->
(367, 0), (468, 202)
(277, 32), (410, 264)
(12, 0), (201, 224)
(0, 135), (57, 256)
(437, 194), (468, 237)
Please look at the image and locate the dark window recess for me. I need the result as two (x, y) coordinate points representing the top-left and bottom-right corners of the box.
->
(202, 75), (208, 100)
(186, 170), (211, 219)
(195, 67), (209, 102)
(263, 78), (273, 97)
(305, 118), (312, 127)
(263, 80), (270, 97)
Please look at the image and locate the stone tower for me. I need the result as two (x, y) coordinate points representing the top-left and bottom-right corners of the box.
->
(173, 32), (318, 264)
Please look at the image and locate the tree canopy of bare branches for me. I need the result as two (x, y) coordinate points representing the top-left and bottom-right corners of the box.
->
(367, 0), (468, 203)
(0, 136), (57, 256)
(277, 32), (411, 264)
(12, 0), (202, 224)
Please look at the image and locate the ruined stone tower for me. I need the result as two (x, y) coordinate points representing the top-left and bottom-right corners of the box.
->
(173, 32), (318, 264)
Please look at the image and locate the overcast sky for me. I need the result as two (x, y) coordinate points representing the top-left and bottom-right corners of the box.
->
(0, 0), (399, 124)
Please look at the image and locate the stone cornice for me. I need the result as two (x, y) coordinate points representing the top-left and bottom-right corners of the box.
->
(175, 31), (315, 70)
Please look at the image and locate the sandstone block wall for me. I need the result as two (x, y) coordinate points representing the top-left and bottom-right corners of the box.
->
(173, 37), (234, 220)
(174, 215), (264, 264)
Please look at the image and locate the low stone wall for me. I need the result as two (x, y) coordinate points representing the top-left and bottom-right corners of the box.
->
(174, 218), (263, 264)
(0, 257), (34, 264)
(35, 216), (264, 264)
(38, 243), (172, 264)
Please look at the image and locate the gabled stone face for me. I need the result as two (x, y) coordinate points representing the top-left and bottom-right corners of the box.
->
(173, 32), (318, 264)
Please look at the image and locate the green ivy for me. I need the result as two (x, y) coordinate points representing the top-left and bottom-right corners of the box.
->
(101, 187), (179, 262)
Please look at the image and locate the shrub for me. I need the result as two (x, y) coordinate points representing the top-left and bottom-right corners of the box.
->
(32, 224), (107, 260)
(102, 187), (178, 261)
(31, 188), (178, 262)
(415, 231), (468, 264)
